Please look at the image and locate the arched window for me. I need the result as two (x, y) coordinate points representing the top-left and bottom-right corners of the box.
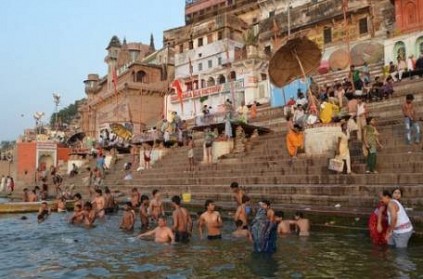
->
(393, 41), (406, 62)
(207, 77), (215, 87)
(218, 74), (226, 84)
(229, 71), (236, 81)
(200, 79), (206, 88)
(136, 70), (148, 83)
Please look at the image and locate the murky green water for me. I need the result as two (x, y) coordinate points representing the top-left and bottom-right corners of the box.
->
(0, 213), (421, 279)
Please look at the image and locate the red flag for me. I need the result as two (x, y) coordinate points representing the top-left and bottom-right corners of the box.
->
(171, 80), (184, 112)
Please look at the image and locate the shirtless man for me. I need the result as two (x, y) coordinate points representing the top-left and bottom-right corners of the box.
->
(275, 211), (292, 235)
(91, 189), (105, 218)
(199, 200), (223, 240)
(230, 182), (245, 206)
(23, 188), (29, 202)
(139, 195), (150, 229)
(73, 193), (83, 208)
(37, 202), (50, 223)
(232, 219), (252, 241)
(28, 188), (38, 202)
(130, 188), (141, 208)
(261, 200), (275, 223)
(137, 216), (175, 244)
(120, 202), (135, 231)
(294, 212), (310, 236)
(69, 204), (85, 225)
(171, 195), (193, 243)
(149, 189), (164, 221)
(104, 187), (116, 214)
(56, 196), (66, 212)
(82, 202), (96, 227)
(234, 195), (250, 228)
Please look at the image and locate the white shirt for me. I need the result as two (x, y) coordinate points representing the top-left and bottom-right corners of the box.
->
(388, 199), (413, 234)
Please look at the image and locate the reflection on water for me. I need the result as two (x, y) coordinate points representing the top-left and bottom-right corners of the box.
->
(0, 213), (421, 278)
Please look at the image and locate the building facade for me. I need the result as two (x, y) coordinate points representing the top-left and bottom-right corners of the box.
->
(384, 0), (423, 65)
(165, 0), (271, 119)
(79, 36), (174, 139)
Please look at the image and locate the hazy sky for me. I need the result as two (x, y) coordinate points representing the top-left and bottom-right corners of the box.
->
(0, 0), (184, 140)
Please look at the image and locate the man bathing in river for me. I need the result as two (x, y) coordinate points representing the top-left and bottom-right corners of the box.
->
(70, 204), (84, 225)
(275, 211), (292, 235)
(37, 202), (50, 223)
(261, 200), (275, 223)
(230, 182), (245, 206)
(138, 216), (175, 244)
(92, 189), (105, 218)
(149, 189), (164, 221)
(120, 202), (135, 231)
(171, 195), (193, 243)
(232, 219), (252, 241)
(294, 212), (310, 236)
(199, 200), (223, 240)
(139, 195), (150, 229)
(104, 187), (116, 214)
(130, 188), (140, 208)
(234, 195), (250, 228)
(82, 202), (96, 227)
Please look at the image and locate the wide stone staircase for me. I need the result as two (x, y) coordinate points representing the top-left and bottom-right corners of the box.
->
(67, 78), (423, 233)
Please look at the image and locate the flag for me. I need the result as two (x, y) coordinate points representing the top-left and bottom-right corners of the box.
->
(171, 80), (184, 113)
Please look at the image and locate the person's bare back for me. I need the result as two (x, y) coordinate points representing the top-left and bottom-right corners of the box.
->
(294, 212), (310, 236)
(120, 210), (135, 231)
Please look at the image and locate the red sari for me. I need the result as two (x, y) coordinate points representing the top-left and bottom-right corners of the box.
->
(368, 202), (388, 245)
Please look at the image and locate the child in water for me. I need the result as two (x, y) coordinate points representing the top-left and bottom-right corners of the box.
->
(37, 202), (50, 223)
(232, 219), (252, 241)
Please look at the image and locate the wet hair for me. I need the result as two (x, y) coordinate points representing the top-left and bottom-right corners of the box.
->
(262, 200), (271, 206)
(235, 220), (243, 227)
(23, 188), (28, 191)
(141, 195), (149, 202)
(230, 182), (239, 189)
(382, 190), (392, 198)
(406, 94), (414, 101)
(74, 193), (82, 200)
(391, 187), (403, 196)
(241, 195), (250, 204)
(20, 216), (28, 220)
(158, 215), (166, 221)
(205, 199), (214, 209)
(84, 201), (93, 209)
(366, 117), (373, 125)
(152, 189), (159, 196)
(34, 186), (40, 191)
(41, 201), (48, 205)
(171, 195), (181, 205)
(104, 187), (111, 194)
(125, 201), (132, 207)
(95, 189), (102, 195)
(131, 187), (137, 192)
(275, 211), (284, 218)
(295, 211), (304, 218)
(75, 204), (82, 210)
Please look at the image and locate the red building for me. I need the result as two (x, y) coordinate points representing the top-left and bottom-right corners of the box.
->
(394, 0), (423, 34)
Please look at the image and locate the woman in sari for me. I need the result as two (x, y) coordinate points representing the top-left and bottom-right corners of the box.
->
(368, 193), (388, 245)
(250, 204), (277, 253)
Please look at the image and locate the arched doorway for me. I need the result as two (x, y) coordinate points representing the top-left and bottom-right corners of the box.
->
(393, 41), (406, 62)
(38, 154), (54, 171)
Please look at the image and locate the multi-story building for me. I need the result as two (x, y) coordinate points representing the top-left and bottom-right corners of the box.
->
(79, 36), (174, 139)
(165, 0), (271, 119)
(384, 0), (423, 64)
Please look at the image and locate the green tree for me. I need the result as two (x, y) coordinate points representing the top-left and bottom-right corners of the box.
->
(50, 99), (83, 127)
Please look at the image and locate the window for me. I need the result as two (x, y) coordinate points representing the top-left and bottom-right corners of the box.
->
(269, 10), (275, 17)
(359, 18), (368, 35)
(136, 71), (147, 83)
(207, 34), (214, 44)
(218, 57), (222, 65)
(229, 71), (236, 80)
(208, 60), (213, 68)
(198, 37), (203, 47)
(179, 44), (183, 53)
(323, 27), (332, 44)
(264, 45), (271, 56)
(198, 63), (203, 71)
(218, 74), (226, 84)
(218, 31), (223, 40)
(189, 41), (194, 50)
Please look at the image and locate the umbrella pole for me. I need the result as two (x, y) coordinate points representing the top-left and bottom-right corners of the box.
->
(292, 50), (314, 107)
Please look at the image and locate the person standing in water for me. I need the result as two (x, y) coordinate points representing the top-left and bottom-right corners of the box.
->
(234, 195), (250, 228)
(293, 212), (310, 236)
(171, 195), (193, 243)
(250, 202), (277, 253)
(149, 189), (164, 221)
(232, 219), (252, 241)
(37, 202), (51, 223)
(92, 189), (105, 218)
(198, 200), (223, 240)
(70, 204), (85, 225)
(120, 202), (135, 231)
(138, 215), (175, 244)
(82, 202), (96, 227)
(382, 190), (413, 248)
(139, 195), (150, 229)
(104, 187), (116, 214)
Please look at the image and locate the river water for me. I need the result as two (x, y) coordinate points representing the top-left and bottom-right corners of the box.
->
(0, 212), (421, 279)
